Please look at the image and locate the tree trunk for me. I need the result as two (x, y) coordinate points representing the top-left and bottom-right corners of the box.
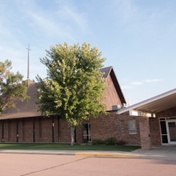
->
(70, 125), (75, 146)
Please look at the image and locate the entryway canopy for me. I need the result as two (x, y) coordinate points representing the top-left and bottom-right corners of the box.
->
(117, 88), (176, 116)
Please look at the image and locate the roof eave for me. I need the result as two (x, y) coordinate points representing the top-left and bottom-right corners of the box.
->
(117, 88), (176, 115)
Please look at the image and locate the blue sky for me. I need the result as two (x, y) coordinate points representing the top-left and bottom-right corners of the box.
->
(1, 0), (176, 104)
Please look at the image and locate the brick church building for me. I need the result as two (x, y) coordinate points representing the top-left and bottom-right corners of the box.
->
(1, 66), (176, 150)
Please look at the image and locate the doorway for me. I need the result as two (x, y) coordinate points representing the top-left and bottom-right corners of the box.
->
(166, 120), (176, 144)
(82, 123), (91, 143)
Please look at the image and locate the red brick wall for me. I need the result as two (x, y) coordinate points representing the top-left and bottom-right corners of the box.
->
(156, 107), (176, 117)
(8, 120), (16, 142)
(149, 117), (161, 146)
(0, 121), (5, 142)
(90, 112), (140, 145)
(139, 117), (151, 149)
(57, 119), (83, 144)
(0, 121), (2, 142)
(58, 119), (70, 143)
(0, 116), (67, 143)
(41, 118), (52, 142)
(53, 117), (59, 143)
(0, 113), (141, 146)
(102, 75), (123, 111)
(23, 118), (33, 142)
(4, 120), (10, 142)
(18, 119), (24, 142)
(75, 125), (83, 144)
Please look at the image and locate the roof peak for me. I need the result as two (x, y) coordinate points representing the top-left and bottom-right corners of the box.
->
(100, 66), (113, 78)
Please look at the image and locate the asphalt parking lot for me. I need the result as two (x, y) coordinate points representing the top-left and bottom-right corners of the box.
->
(0, 153), (176, 176)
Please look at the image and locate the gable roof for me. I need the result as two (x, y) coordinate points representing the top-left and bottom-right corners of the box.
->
(100, 66), (112, 78)
(1, 66), (126, 120)
(117, 88), (176, 115)
(1, 82), (40, 120)
(100, 66), (126, 104)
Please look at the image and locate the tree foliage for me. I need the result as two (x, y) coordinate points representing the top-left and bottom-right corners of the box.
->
(37, 43), (106, 127)
(0, 60), (28, 113)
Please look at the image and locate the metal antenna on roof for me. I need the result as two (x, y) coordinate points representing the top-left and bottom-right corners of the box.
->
(27, 44), (31, 80)
(27, 44), (31, 86)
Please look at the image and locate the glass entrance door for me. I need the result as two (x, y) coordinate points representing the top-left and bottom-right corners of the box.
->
(166, 121), (176, 144)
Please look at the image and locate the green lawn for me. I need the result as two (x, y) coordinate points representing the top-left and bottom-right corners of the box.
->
(0, 143), (140, 152)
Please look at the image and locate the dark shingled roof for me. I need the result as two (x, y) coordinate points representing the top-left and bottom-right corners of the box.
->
(100, 66), (112, 78)
(0, 66), (126, 119)
(1, 82), (40, 119)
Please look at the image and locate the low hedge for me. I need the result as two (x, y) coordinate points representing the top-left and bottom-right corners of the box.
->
(92, 137), (127, 145)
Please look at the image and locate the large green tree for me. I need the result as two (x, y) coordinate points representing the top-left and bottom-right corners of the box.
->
(37, 43), (106, 145)
(0, 60), (28, 113)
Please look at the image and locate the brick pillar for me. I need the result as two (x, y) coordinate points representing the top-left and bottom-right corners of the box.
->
(139, 117), (151, 150)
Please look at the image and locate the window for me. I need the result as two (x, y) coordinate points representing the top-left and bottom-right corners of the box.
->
(128, 120), (137, 134)
(82, 123), (91, 143)
(160, 118), (168, 143)
(119, 120), (125, 134)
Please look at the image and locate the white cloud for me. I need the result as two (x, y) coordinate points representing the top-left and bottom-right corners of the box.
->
(122, 78), (163, 90)
(144, 79), (163, 83)
(17, 1), (90, 44)
(23, 9), (75, 42)
(130, 81), (143, 85)
(121, 85), (133, 89)
(57, 3), (89, 33)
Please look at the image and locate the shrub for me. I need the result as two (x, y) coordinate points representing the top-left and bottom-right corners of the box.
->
(116, 140), (127, 145)
(105, 137), (117, 145)
(92, 138), (127, 145)
(92, 139), (105, 145)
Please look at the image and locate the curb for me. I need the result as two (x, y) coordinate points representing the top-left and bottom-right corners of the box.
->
(0, 150), (138, 158)
(75, 152), (137, 158)
(1, 150), (176, 160)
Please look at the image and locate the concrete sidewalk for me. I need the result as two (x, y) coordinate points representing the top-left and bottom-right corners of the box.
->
(0, 147), (175, 160)
(132, 148), (176, 160)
